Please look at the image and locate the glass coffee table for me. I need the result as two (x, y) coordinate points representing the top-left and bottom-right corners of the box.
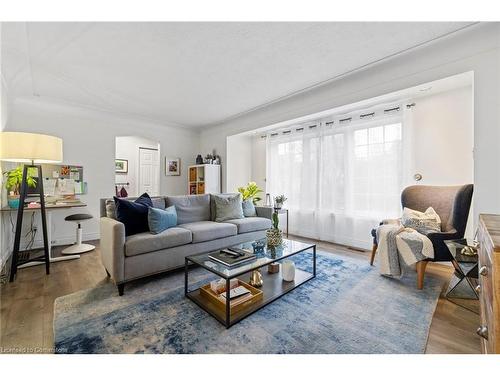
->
(184, 238), (316, 328)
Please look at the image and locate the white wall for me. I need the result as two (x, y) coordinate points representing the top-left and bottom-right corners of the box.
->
(115, 136), (160, 197)
(201, 23), (500, 226)
(251, 135), (267, 191)
(226, 134), (252, 192)
(0, 74), (9, 268)
(0, 97), (199, 267)
(411, 86), (473, 186)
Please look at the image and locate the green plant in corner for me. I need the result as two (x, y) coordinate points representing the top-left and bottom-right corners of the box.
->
(237, 181), (263, 205)
(3, 166), (37, 195)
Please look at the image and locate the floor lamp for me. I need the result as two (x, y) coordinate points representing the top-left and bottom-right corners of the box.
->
(0, 132), (63, 282)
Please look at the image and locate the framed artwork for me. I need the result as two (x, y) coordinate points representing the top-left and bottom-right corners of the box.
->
(115, 159), (128, 173)
(166, 157), (181, 176)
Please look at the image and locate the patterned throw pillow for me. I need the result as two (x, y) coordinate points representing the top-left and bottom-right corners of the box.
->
(213, 194), (244, 222)
(401, 207), (441, 234)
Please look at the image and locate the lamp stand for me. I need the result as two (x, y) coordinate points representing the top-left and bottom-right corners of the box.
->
(9, 163), (50, 282)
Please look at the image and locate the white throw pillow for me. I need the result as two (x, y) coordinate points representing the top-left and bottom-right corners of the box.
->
(401, 207), (441, 233)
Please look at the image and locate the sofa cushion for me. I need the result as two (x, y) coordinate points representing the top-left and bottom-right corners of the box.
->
(242, 199), (257, 217)
(148, 205), (177, 234)
(210, 193), (239, 221)
(402, 206), (441, 234)
(125, 226), (192, 256)
(166, 194), (210, 224)
(114, 193), (153, 236)
(105, 196), (165, 220)
(178, 221), (237, 243)
(213, 194), (244, 222)
(224, 217), (272, 234)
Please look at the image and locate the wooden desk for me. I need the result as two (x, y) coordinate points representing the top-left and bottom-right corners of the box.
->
(0, 202), (86, 212)
(1, 202), (88, 268)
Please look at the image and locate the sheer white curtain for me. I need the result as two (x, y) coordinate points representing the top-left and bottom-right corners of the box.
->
(266, 111), (406, 249)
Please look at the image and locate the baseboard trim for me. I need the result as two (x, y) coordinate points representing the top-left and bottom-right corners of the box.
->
(29, 232), (100, 250)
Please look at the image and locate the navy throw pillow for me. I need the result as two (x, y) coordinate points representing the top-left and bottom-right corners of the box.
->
(114, 193), (153, 236)
(148, 205), (177, 234)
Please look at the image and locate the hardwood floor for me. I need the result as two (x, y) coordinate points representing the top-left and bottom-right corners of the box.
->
(0, 238), (481, 354)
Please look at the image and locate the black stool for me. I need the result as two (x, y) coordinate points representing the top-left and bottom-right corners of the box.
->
(61, 213), (96, 255)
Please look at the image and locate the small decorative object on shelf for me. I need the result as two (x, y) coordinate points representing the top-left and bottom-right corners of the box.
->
(249, 268), (263, 287)
(266, 211), (283, 247)
(268, 263), (280, 274)
(251, 240), (265, 253)
(274, 194), (287, 209)
(195, 154), (203, 164)
(282, 260), (295, 282)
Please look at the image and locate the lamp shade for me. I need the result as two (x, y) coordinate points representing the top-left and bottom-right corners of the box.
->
(0, 132), (63, 164)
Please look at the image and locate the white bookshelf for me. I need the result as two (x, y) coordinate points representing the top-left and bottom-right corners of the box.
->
(188, 164), (221, 195)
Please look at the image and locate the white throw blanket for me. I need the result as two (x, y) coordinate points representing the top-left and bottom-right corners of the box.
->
(376, 220), (434, 277)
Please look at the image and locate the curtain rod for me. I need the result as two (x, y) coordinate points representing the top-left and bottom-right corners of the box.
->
(261, 102), (409, 138)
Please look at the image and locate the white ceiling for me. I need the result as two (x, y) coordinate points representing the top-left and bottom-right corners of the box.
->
(1, 22), (474, 128)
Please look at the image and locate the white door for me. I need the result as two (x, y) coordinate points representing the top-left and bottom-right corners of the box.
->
(139, 148), (160, 196)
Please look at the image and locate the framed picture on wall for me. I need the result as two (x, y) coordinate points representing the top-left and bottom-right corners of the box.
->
(115, 159), (128, 173)
(166, 157), (181, 176)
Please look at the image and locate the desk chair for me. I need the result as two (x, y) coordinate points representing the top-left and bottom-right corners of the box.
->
(62, 213), (96, 254)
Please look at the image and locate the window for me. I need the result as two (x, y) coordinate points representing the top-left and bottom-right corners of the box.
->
(267, 115), (404, 248)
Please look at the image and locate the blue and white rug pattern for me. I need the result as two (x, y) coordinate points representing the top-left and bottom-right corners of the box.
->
(54, 250), (443, 353)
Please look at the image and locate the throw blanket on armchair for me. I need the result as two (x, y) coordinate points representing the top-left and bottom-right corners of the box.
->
(376, 220), (434, 277)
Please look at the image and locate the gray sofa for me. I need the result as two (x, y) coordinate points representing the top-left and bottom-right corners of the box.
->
(99, 194), (272, 295)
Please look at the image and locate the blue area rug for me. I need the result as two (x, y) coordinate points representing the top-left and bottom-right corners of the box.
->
(54, 250), (443, 353)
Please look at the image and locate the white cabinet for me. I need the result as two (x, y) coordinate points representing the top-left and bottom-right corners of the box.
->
(188, 164), (221, 195)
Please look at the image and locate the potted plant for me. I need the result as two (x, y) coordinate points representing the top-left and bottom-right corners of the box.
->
(3, 166), (37, 209)
(237, 181), (263, 205)
(266, 211), (283, 247)
(274, 194), (287, 209)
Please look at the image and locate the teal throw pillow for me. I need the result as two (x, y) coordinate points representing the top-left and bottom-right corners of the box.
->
(213, 194), (244, 222)
(242, 199), (257, 217)
(148, 205), (177, 234)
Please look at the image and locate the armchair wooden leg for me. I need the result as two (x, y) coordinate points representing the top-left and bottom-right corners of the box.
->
(370, 243), (378, 266)
(416, 260), (428, 290)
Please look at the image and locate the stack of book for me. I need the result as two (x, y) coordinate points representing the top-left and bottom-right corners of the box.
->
(208, 247), (256, 267)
